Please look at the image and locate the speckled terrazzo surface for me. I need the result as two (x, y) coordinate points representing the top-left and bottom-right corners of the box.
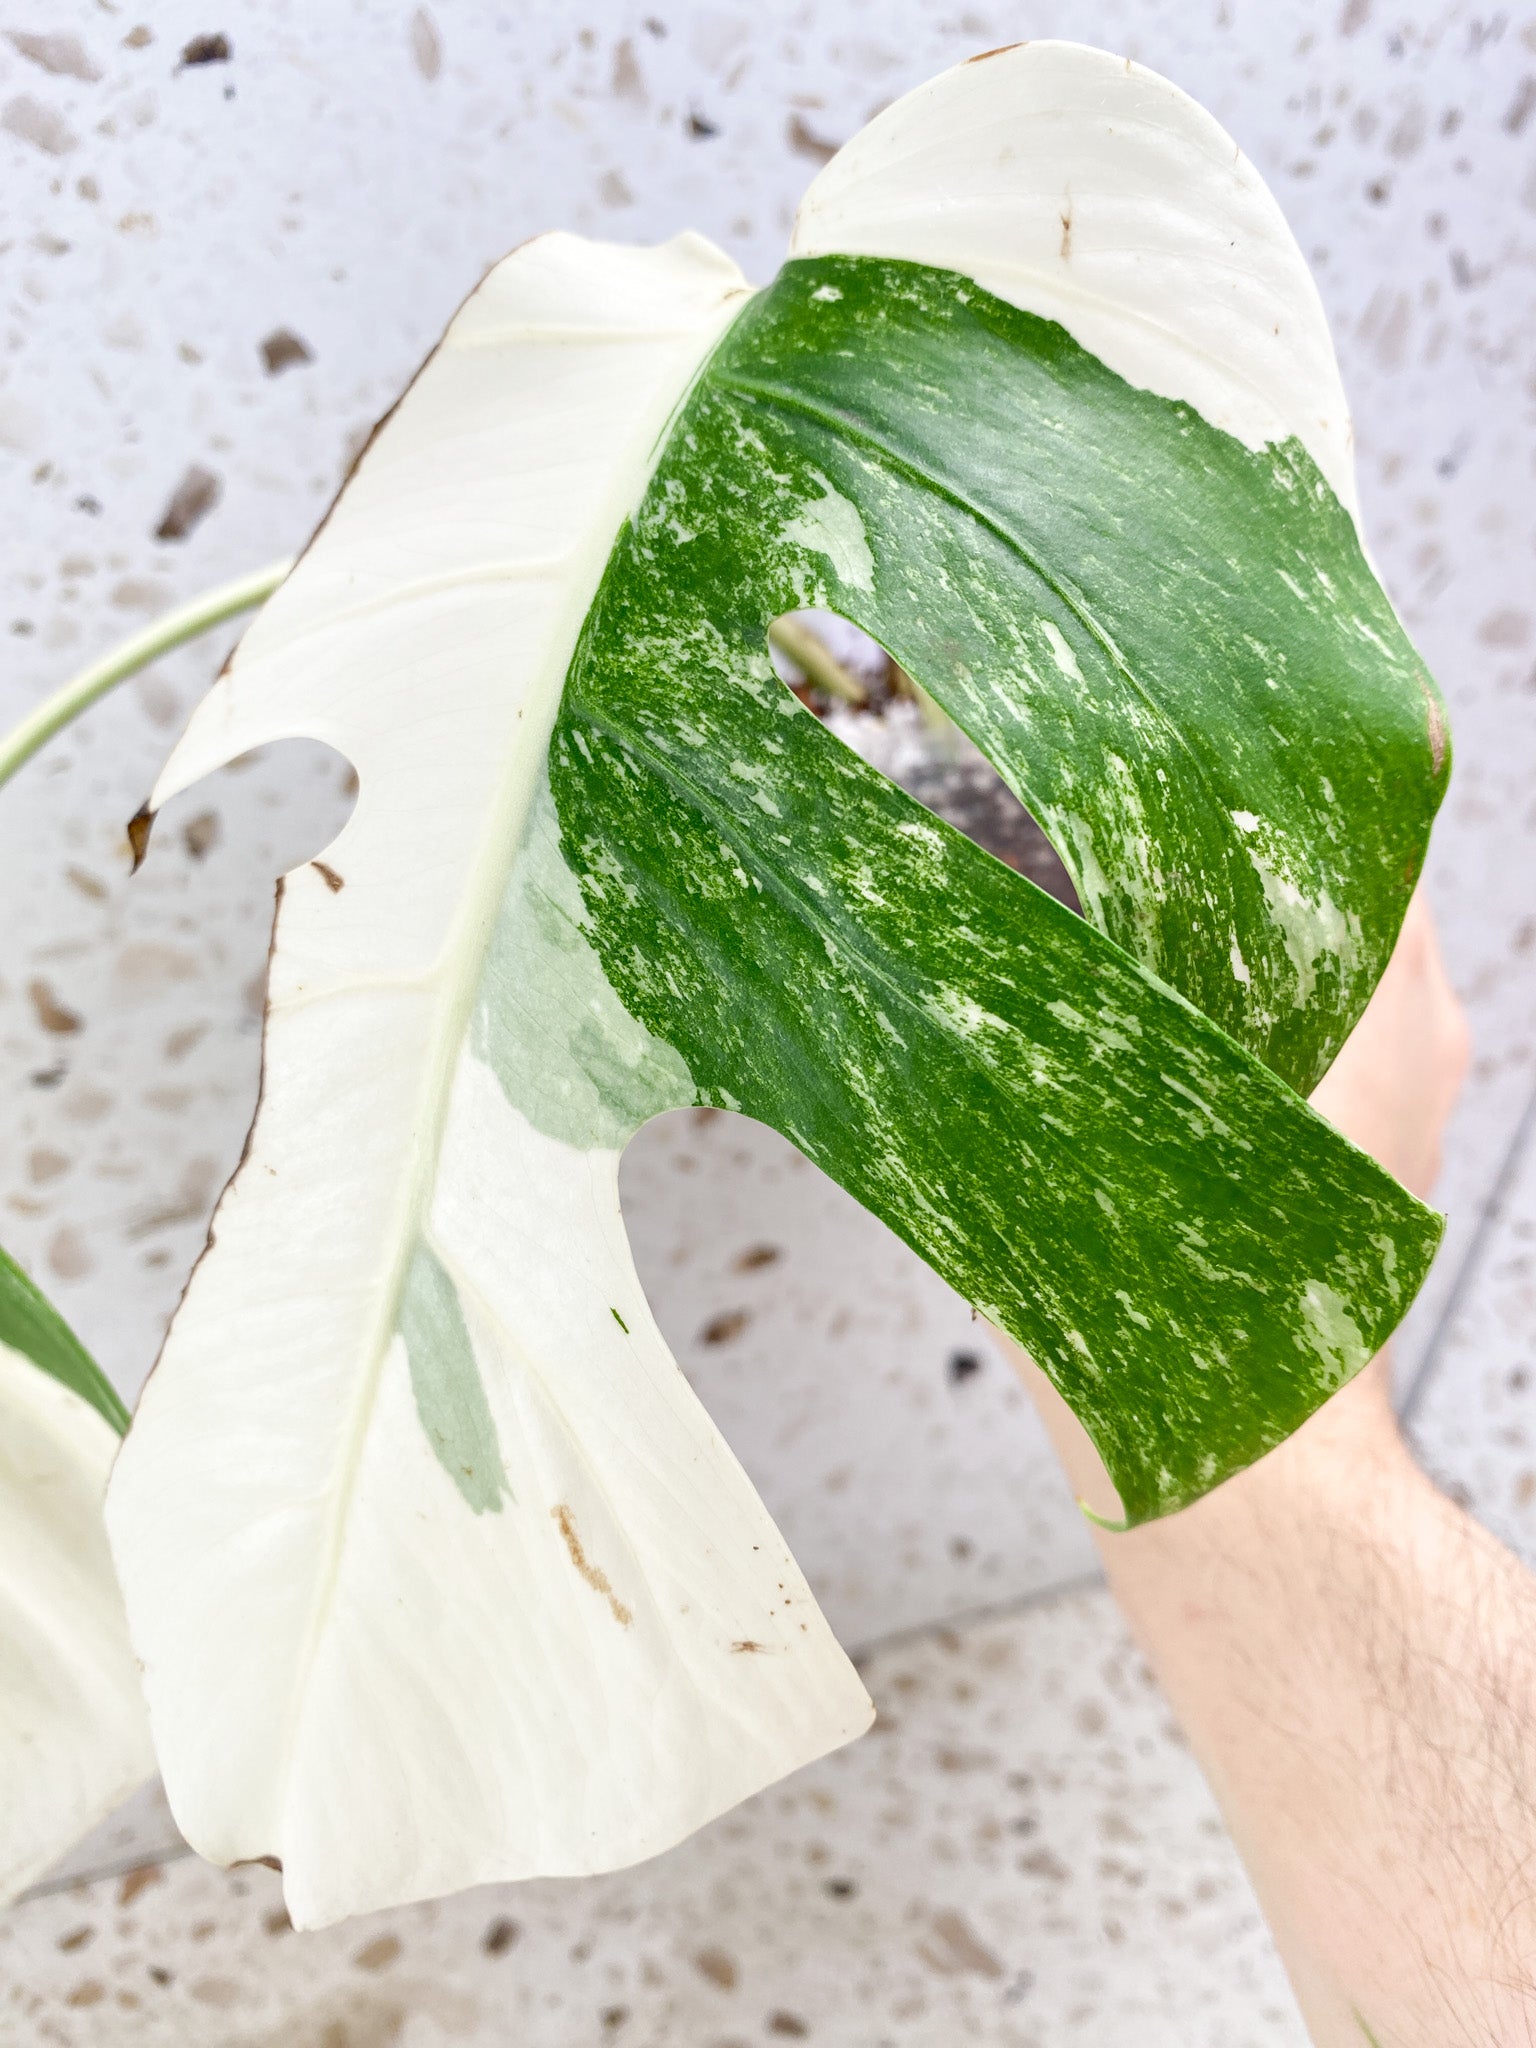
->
(2, 0), (1535, 2039)
(5, 1585), (1305, 2048)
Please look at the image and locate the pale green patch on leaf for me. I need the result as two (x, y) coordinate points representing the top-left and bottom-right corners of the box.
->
(398, 1240), (511, 1516)
(473, 775), (694, 1151)
(106, 41), (1447, 1926)
(108, 228), (871, 1931)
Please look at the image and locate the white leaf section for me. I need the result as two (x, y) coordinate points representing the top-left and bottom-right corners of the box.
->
(105, 232), (872, 1930)
(791, 39), (1359, 513)
(0, 1343), (152, 1904)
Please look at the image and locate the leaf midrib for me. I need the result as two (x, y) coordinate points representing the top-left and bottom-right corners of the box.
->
(714, 363), (1228, 811)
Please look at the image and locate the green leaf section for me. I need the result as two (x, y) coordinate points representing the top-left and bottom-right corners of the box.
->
(0, 1242), (129, 1436)
(723, 258), (1447, 1093)
(547, 254), (1446, 1526)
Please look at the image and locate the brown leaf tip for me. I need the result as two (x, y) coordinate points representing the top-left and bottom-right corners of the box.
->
(127, 805), (155, 872)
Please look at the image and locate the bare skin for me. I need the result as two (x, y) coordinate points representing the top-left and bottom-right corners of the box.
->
(1007, 895), (1536, 2045)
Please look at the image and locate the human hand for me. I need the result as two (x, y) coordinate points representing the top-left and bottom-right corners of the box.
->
(1007, 886), (1536, 2047)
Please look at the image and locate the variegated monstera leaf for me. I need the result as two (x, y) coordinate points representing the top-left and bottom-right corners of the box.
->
(0, 1247), (151, 1903)
(107, 42), (1448, 1927)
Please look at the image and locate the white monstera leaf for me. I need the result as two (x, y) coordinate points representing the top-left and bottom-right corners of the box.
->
(0, 1251), (151, 1904)
(107, 43), (1447, 1928)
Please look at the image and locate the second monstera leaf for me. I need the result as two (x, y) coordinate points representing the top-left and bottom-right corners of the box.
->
(0, 1248), (150, 1904)
(107, 42), (1447, 1927)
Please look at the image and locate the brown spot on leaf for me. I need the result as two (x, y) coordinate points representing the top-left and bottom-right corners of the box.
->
(701, 1308), (749, 1345)
(5, 31), (101, 81)
(767, 2015), (809, 2038)
(154, 464), (221, 542)
(178, 33), (231, 66)
(1, 94), (77, 155)
(29, 1147), (68, 1184)
(353, 1934), (401, 1973)
(1339, 0), (1371, 31)
(966, 41), (1024, 61)
(916, 1908), (1003, 1978)
(409, 8), (441, 81)
(311, 859), (345, 892)
(57, 1926), (93, 1953)
(787, 111), (836, 162)
(65, 1981), (105, 2008)
(1059, 197), (1072, 259)
(124, 26), (154, 49)
(551, 1504), (632, 1626)
(694, 1946), (738, 1990)
(481, 1916), (520, 1956)
(731, 1639), (767, 1654)
(260, 327), (313, 375)
(29, 978), (82, 1034)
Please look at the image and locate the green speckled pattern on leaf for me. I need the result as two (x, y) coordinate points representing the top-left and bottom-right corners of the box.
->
(0, 1242), (128, 1435)
(548, 255), (1447, 1526)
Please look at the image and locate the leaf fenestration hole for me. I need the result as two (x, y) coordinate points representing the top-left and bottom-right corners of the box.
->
(767, 610), (1080, 914)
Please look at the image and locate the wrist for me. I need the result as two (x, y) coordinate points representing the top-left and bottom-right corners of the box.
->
(1002, 1333), (1412, 1541)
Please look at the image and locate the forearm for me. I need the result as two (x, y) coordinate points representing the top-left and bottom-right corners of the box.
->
(1010, 1343), (1536, 2046)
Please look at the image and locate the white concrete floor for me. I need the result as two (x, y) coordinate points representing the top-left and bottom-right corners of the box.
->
(3, 1), (1535, 2041)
